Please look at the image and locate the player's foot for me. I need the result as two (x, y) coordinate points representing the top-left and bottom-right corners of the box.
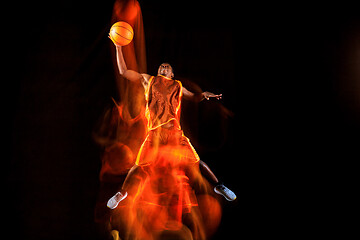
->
(214, 184), (237, 201)
(107, 191), (128, 209)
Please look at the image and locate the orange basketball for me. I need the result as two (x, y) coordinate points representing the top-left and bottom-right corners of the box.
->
(109, 21), (134, 46)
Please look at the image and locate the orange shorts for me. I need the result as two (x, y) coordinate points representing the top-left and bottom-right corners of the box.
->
(135, 127), (200, 167)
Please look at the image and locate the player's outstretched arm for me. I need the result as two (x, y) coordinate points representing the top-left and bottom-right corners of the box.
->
(114, 44), (150, 88)
(182, 87), (222, 102)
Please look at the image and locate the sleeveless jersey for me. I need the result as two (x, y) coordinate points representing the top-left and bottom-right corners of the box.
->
(145, 75), (183, 130)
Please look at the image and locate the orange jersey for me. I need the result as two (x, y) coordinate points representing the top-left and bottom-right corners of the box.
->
(145, 75), (183, 130)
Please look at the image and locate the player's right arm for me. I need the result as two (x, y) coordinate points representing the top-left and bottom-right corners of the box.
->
(115, 45), (150, 89)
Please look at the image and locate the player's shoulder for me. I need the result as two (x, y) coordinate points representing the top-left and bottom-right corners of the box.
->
(174, 79), (182, 87)
(139, 73), (153, 89)
(140, 73), (152, 81)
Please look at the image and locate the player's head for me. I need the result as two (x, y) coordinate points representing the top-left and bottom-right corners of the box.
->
(158, 63), (174, 79)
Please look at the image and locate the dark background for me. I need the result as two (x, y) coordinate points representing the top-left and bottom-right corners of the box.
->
(7, 1), (359, 239)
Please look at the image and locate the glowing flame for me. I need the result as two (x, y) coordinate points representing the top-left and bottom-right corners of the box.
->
(94, 1), (223, 239)
(110, 140), (222, 240)
(95, 102), (223, 239)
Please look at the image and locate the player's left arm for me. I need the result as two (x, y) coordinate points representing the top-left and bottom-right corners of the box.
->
(182, 86), (222, 102)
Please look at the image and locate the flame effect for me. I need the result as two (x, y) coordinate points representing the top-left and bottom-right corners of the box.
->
(96, 101), (222, 239)
(110, 133), (222, 239)
(94, 1), (223, 239)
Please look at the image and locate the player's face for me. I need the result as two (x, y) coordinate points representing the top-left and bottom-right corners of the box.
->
(158, 63), (174, 78)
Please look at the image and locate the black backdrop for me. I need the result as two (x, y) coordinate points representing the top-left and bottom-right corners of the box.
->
(7, 1), (360, 239)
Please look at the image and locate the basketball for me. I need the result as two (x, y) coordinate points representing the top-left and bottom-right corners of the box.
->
(109, 21), (134, 46)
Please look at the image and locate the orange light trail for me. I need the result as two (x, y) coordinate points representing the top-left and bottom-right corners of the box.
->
(94, 1), (223, 239)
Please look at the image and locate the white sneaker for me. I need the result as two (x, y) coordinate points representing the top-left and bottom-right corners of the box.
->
(107, 191), (128, 209)
(214, 184), (237, 201)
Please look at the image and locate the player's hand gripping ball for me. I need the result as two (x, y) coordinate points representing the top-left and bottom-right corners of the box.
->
(109, 21), (134, 46)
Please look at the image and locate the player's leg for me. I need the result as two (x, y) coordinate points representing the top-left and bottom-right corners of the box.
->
(106, 165), (140, 209)
(107, 132), (154, 209)
(199, 160), (237, 201)
(181, 133), (237, 201)
(199, 160), (219, 185)
(107, 163), (151, 209)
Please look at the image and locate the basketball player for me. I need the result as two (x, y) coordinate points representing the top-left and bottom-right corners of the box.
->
(107, 43), (236, 209)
